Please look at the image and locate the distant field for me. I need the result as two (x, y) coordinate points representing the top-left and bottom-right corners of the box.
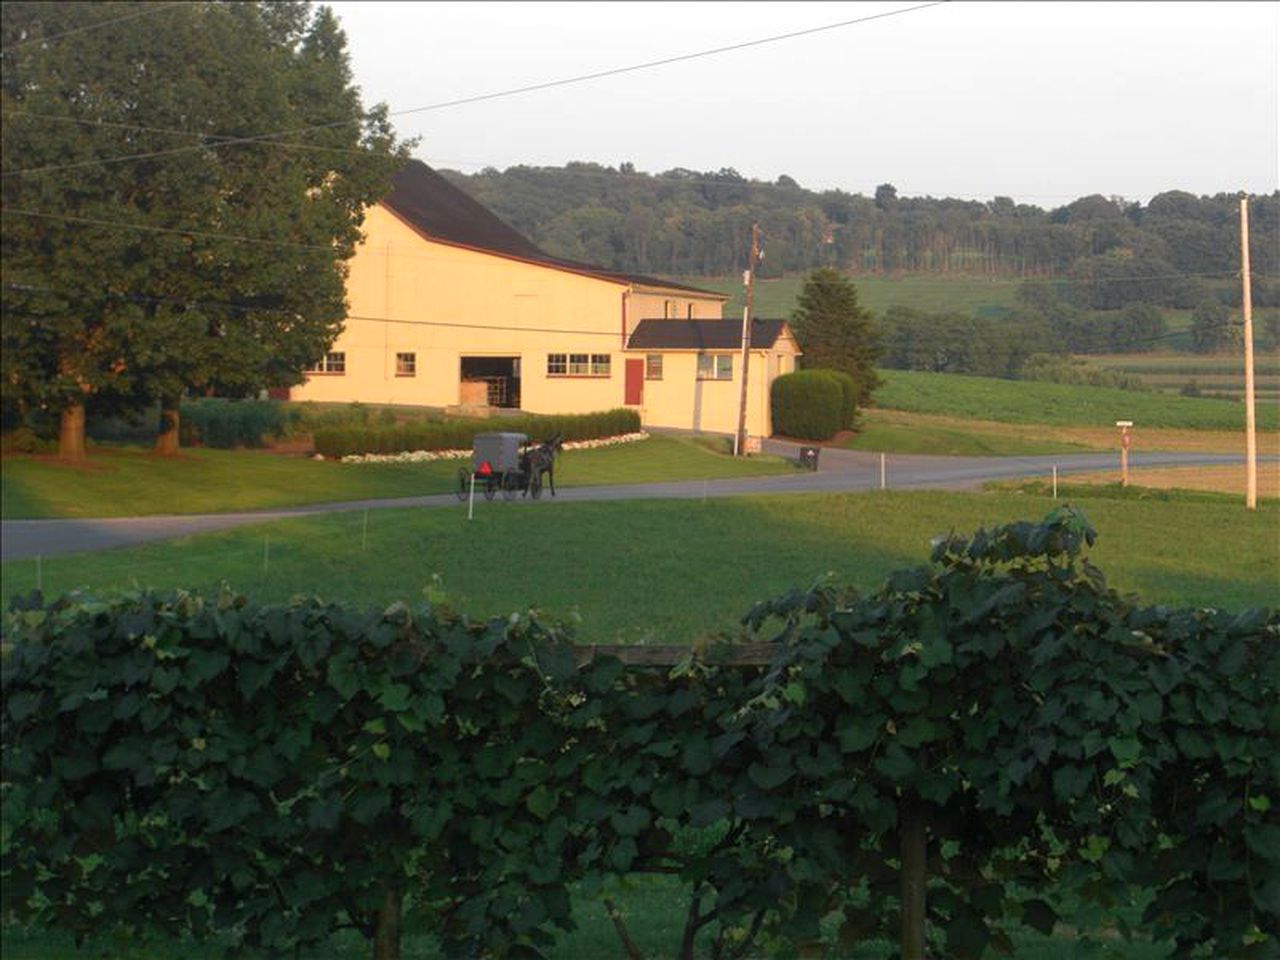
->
(1092, 350), (1280, 400)
(687, 273), (1023, 319)
(872, 368), (1280, 431)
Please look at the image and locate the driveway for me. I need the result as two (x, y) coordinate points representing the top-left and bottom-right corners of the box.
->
(0, 443), (1265, 561)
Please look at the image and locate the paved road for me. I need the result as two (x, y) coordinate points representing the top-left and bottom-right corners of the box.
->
(1, 443), (1264, 561)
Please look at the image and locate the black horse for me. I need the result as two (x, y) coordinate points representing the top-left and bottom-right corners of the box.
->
(521, 434), (563, 498)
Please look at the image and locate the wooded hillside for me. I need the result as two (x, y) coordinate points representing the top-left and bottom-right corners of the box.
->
(441, 164), (1278, 303)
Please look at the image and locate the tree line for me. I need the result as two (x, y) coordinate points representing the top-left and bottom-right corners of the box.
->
(444, 164), (1279, 304)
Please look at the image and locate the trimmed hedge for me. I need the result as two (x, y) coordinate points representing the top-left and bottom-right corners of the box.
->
(313, 408), (642, 458)
(816, 369), (858, 429)
(770, 370), (843, 440)
(179, 399), (287, 449)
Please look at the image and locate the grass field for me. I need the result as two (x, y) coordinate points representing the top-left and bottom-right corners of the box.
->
(851, 408), (1262, 455)
(689, 273), (1023, 319)
(872, 368), (1280, 432)
(0, 434), (797, 520)
(5, 490), (1275, 639)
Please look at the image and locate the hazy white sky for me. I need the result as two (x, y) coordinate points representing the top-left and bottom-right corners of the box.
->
(326, 1), (1279, 205)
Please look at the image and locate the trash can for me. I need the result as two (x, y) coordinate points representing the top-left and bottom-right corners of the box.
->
(799, 446), (820, 471)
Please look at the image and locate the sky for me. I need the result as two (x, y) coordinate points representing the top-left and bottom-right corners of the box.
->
(325, 1), (1279, 206)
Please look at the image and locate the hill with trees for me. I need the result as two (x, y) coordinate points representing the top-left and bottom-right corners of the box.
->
(441, 164), (1278, 311)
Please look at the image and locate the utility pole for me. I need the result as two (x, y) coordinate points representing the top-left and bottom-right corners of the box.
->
(1240, 197), (1258, 511)
(735, 222), (761, 456)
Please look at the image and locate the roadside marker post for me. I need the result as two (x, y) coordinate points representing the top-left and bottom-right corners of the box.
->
(1052, 465), (1058, 499)
(467, 474), (476, 521)
(1116, 421), (1133, 487)
(880, 453), (887, 491)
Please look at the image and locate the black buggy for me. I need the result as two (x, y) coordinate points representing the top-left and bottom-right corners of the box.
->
(455, 431), (563, 501)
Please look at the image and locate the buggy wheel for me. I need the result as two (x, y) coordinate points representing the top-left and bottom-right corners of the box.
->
(529, 472), (543, 500)
(455, 468), (470, 501)
(502, 472), (520, 500)
(483, 476), (498, 501)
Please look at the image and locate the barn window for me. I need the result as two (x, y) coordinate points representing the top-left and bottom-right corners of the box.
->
(395, 352), (416, 377)
(697, 353), (733, 381)
(307, 351), (346, 374)
(645, 354), (663, 380)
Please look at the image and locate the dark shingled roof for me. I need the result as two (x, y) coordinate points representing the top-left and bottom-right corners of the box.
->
(627, 318), (789, 351)
(382, 160), (724, 298)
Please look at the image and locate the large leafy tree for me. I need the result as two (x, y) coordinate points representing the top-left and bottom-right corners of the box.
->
(789, 268), (882, 403)
(1, 1), (407, 457)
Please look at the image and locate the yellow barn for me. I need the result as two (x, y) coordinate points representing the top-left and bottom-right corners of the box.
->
(286, 161), (801, 439)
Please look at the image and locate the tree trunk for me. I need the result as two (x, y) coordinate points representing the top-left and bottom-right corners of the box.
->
(58, 403), (87, 460)
(154, 401), (181, 456)
(899, 796), (928, 960)
(373, 879), (402, 960)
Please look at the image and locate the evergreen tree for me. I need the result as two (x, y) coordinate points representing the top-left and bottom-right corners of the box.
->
(1, 1), (407, 457)
(789, 269), (882, 403)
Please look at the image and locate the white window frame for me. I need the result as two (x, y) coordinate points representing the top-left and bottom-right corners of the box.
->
(697, 353), (733, 381)
(308, 351), (346, 375)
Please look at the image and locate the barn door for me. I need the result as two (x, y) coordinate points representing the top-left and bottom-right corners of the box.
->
(624, 358), (644, 405)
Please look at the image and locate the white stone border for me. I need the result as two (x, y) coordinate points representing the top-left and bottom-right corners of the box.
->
(335, 431), (651, 464)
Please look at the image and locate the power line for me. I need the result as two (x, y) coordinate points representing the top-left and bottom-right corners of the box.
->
(2, 110), (1249, 207)
(1, 1), (948, 180)
(2, 282), (631, 339)
(0, 1), (185, 53)
(0, 109), (380, 161)
(5, 281), (1262, 351)
(7, 207), (1275, 289)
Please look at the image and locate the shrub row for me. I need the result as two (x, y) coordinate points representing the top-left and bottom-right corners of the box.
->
(179, 399), (288, 449)
(770, 368), (857, 440)
(313, 408), (641, 458)
(279, 401), (417, 438)
(3, 509), (1275, 959)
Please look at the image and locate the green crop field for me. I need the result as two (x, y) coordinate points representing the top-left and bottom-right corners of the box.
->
(872, 368), (1279, 431)
(1091, 350), (1280, 399)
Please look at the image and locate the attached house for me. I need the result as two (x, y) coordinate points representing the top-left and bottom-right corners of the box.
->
(286, 160), (800, 438)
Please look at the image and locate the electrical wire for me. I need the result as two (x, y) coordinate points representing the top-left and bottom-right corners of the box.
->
(1, 1), (949, 180)
(4, 281), (1262, 349)
(2, 110), (1253, 206)
(0, 1), (185, 53)
(6, 206), (1273, 290)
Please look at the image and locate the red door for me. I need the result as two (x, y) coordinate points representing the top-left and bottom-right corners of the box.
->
(624, 358), (644, 405)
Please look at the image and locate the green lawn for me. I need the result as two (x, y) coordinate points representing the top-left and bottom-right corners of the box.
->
(873, 368), (1280, 431)
(5, 491), (1274, 641)
(0, 434), (797, 520)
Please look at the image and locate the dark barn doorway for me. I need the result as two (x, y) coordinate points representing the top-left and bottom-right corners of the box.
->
(460, 356), (521, 408)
